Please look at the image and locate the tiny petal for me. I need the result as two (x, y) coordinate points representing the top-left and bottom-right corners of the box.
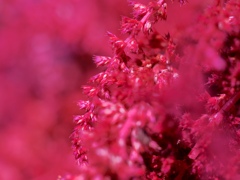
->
(93, 56), (112, 67)
(130, 2), (148, 19)
(82, 86), (98, 96)
(77, 100), (91, 111)
(121, 16), (141, 35)
(107, 32), (126, 54)
(143, 21), (152, 35)
(127, 38), (140, 53)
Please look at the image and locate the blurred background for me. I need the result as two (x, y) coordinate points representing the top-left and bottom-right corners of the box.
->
(0, 0), (209, 179)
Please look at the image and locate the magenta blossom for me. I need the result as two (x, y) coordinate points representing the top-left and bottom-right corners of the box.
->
(68, 0), (240, 179)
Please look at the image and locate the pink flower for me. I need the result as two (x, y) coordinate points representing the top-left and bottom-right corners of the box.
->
(70, 0), (240, 179)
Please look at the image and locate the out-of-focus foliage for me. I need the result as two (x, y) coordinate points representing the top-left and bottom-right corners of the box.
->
(70, 0), (240, 179)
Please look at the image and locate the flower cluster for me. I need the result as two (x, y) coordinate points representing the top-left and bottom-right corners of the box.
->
(70, 0), (240, 179)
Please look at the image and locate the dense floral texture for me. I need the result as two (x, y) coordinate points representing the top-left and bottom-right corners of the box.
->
(69, 0), (240, 179)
